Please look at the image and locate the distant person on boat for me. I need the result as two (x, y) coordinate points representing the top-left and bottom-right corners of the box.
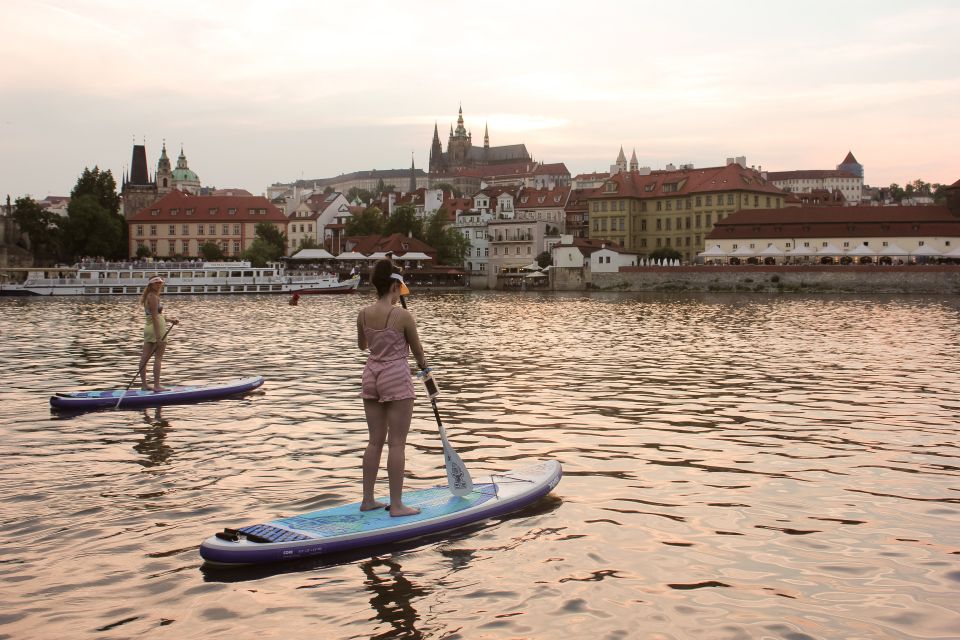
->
(357, 259), (428, 517)
(138, 277), (178, 392)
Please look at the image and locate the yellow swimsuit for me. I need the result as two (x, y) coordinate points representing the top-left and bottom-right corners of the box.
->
(144, 302), (167, 343)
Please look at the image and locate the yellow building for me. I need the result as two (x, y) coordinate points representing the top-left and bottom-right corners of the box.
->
(127, 190), (287, 258)
(586, 162), (786, 262)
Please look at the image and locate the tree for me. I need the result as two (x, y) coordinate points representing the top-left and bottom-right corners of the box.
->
(383, 204), (422, 238)
(536, 251), (553, 268)
(323, 186), (334, 194)
(346, 206), (384, 236)
(71, 166), (120, 215)
(648, 247), (682, 262)
(136, 244), (152, 259)
(242, 238), (279, 267)
(375, 178), (386, 195)
(888, 183), (905, 203)
(12, 196), (62, 263)
(297, 237), (321, 250)
(431, 182), (462, 198)
(200, 241), (224, 261)
(346, 187), (374, 204)
(423, 210), (470, 265)
(61, 194), (124, 261)
(254, 222), (286, 255)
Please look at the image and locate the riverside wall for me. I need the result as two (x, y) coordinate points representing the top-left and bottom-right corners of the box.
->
(551, 265), (960, 295)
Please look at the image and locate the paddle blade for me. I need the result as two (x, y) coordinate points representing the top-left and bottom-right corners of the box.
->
(439, 427), (473, 496)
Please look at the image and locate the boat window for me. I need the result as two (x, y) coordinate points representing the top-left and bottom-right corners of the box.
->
(231, 271), (242, 277)
(243, 271), (254, 277)
(264, 270), (274, 277)
(218, 271), (229, 277)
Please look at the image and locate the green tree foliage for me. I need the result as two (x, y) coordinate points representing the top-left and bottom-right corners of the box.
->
(346, 206), (384, 236)
(888, 183), (905, 203)
(383, 204), (422, 238)
(62, 194), (125, 260)
(242, 238), (278, 267)
(346, 187), (374, 204)
(536, 251), (553, 268)
(12, 196), (62, 263)
(648, 247), (682, 262)
(199, 241), (224, 261)
(254, 222), (286, 255)
(431, 182), (462, 198)
(71, 166), (120, 215)
(423, 209), (470, 265)
(136, 244), (153, 258)
(297, 237), (321, 250)
(241, 222), (286, 266)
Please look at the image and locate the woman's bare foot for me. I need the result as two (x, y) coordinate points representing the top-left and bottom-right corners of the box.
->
(360, 500), (388, 512)
(152, 387), (169, 393)
(140, 385), (150, 391)
(389, 504), (421, 517)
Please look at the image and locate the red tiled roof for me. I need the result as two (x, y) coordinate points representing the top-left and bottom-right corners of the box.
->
(532, 162), (570, 176)
(553, 236), (617, 256)
(706, 205), (960, 240)
(588, 164), (784, 201)
(517, 186), (570, 208)
(574, 172), (609, 180)
(128, 189), (285, 222)
(344, 233), (437, 260)
(210, 188), (253, 197)
(840, 151), (858, 165)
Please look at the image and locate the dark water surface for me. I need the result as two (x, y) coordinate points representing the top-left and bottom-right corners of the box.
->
(0, 292), (958, 639)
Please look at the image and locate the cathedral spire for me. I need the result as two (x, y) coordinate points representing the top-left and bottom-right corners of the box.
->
(484, 122), (489, 148)
(409, 153), (417, 193)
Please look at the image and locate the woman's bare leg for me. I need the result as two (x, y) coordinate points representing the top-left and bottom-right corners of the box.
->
(152, 342), (167, 391)
(139, 343), (153, 390)
(361, 399), (389, 511)
(385, 399), (419, 517)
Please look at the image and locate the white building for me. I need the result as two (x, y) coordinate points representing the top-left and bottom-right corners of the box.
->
(767, 152), (864, 204)
(454, 209), (494, 275)
(591, 245), (638, 272)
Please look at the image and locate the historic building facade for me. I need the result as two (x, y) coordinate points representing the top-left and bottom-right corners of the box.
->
(428, 106), (531, 174)
(766, 151), (864, 203)
(127, 190), (286, 258)
(586, 161), (787, 263)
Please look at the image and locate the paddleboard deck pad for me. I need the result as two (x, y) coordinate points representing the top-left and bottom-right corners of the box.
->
(200, 460), (562, 565)
(50, 376), (264, 410)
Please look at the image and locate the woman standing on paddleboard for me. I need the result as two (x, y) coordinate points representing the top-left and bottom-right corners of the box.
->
(357, 259), (428, 517)
(138, 276), (178, 392)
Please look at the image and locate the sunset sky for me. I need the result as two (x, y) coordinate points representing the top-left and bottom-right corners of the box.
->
(1, 0), (957, 199)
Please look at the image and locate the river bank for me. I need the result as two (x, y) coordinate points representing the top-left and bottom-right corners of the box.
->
(548, 264), (960, 294)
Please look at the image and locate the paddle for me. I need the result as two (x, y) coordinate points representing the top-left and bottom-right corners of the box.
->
(399, 288), (474, 497)
(115, 323), (175, 409)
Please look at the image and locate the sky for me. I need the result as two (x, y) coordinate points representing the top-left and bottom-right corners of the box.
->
(1, 0), (958, 199)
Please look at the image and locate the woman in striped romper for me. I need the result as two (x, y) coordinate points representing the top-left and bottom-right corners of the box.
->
(357, 259), (429, 517)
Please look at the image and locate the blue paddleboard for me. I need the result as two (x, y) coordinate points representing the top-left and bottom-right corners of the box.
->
(50, 376), (264, 410)
(200, 460), (562, 565)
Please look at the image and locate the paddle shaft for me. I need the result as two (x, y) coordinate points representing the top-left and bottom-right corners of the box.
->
(398, 291), (473, 495)
(115, 323), (175, 408)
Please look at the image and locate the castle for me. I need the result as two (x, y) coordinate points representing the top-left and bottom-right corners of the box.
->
(428, 106), (532, 174)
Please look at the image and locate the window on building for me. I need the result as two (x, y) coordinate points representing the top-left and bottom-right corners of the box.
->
(198, 225), (205, 235)
(641, 201), (648, 212)
(666, 219), (672, 231)
(186, 209), (194, 216)
(641, 219), (647, 231)
(656, 219), (662, 231)
(727, 194), (734, 205)
(706, 195), (713, 206)
(149, 225), (157, 236)
(656, 201), (662, 211)
(209, 208), (218, 215)
(223, 224), (229, 235)
(136, 225), (144, 236)
(233, 224), (240, 235)
(228, 208), (236, 215)
(484, 247), (489, 257)
(209, 224), (215, 235)
(181, 224), (189, 235)
(168, 225), (175, 235)
(666, 201), (672, 211)
(182, 240), (189, 254)
(170, 209), (178, 216)
(705, 214), (712, 227)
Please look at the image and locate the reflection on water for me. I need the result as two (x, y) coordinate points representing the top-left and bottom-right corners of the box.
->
(0, 292), (958, 639)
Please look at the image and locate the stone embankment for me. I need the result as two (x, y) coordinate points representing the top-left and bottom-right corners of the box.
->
(551, 265), (960, 294)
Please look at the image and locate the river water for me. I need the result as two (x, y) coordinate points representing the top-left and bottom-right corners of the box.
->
(0, 292), (957, 639)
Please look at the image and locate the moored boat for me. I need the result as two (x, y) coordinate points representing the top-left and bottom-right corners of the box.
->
(0, 261), (359, 296)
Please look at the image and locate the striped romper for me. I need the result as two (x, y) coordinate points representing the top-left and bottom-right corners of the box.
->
(360, 307), (415, 403)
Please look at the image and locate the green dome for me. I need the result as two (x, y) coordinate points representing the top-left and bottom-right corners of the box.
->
(172, 168), (199, 182)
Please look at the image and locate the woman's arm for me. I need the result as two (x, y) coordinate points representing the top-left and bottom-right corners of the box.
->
(357, 311), (368, 351)
(401, 310), (428, 370)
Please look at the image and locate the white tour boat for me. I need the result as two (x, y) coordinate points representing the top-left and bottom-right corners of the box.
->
(0, 261), (360, 296)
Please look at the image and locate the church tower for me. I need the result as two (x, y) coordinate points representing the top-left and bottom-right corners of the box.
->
(612, 146), (627, 174)
(629, 149), (639, 172)
(429, 122), (444, 173)
(837, 150), (863, 179)
(409, 154), (417, 192)
(121, 142), (158, 219)
(171, 146), (201, 194)
(156, 141), (173, 195)
(447, 104), (473, 168)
